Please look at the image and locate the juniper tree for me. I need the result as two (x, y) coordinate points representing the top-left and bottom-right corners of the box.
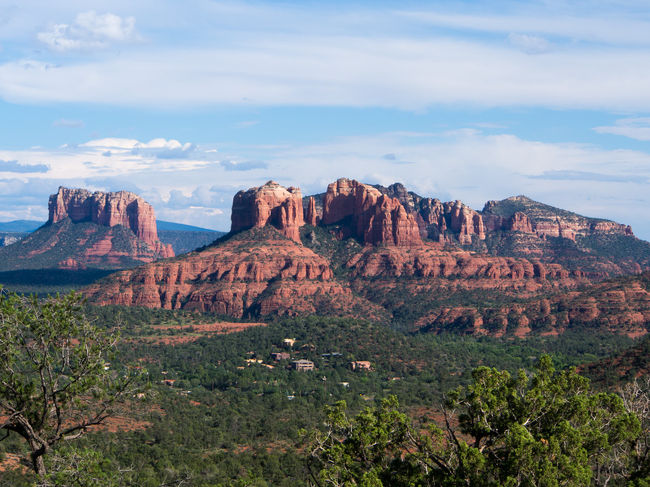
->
(0, 290), (140, 479)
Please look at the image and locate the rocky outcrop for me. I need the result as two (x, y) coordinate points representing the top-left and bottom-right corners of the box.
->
(231, 181), (304, 242)
(413, 272), (650, 338)
(84, 227), (386, 319)
(372, 186), (637, 249)
(346, 246), (578, 282)
(0, 188), (173, 271)
(445, 200), (485, 245)
(48, 187), (173, 257)
(81, 178), (650, 336)
(305, 196), (319, 226)
(321, 178), (421, 246)
(508, 212), (533, 233)
(482, 195), (634, 242)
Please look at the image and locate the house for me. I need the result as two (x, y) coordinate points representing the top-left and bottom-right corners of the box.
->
(321, 352), (342, 359)
(271, 352), (291, 361)
(283, 338), (296, 347)
(162, 379), (176, 387)
(350, 361), (372, 371)
(292, 359), (314, 371)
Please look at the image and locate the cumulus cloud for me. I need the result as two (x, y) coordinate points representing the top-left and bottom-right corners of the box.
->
(0, 159), (49, 173)
(81, 137), (195, 159)
(37, 11), (137, 52)
(594, 118), (650, 141)
(131, 139), (195, 159)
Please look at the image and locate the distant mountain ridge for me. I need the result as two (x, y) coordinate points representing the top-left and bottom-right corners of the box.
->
(156, 220), (222, 232)
(0, 220), (43, 233)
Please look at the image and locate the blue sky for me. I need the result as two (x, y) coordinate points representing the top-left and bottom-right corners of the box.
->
(1, 0), (650, 238)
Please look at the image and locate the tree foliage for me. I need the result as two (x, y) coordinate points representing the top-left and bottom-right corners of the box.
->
(308, 356), (643, 486)
(0, 290), (140, 479)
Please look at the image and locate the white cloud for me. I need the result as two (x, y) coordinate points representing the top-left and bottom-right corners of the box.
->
(37, 11), (136, 52)
(398, 9), (650, 45)
(594, 118), (650, 141)
(508, 33), (552, 54)
(1, 35), (650, 111)
(80, 137), (195, 159)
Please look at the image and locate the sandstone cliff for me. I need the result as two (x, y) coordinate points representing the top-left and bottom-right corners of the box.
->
(231, 181), (304, 242)
(0, 187), (173, 271)
(374, 184), (635, 248)
(321, 178), (421, 246)
(413, 272), (650, 339)
(48, 187), (173, 257)
(82, 178), (650, 336)
(481, 195), (634, 241)
(85, 226), (386, 319)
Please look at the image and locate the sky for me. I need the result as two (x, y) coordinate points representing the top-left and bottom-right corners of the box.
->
(1, 1), (650, 238)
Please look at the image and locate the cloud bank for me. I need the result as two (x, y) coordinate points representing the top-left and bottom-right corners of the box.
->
(2, 131), (650, 239)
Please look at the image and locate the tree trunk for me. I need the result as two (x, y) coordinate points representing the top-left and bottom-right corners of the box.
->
(29, 440), (48, 478)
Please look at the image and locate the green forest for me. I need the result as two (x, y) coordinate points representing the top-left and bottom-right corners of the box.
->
(1, 292), (648, 486)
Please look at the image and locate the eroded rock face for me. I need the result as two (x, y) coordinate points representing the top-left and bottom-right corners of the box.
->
(321, 178), (422, 246)
(482, 195), (634, 242)
(413, 273), (650, 338)
(84, 227), (386, 319)
(48, 187), (173, 257)
(231, 181), (304, 242)
(508, 212), (533, 233)
(305, 196), (319, 226)
(445, 200), (485, 245)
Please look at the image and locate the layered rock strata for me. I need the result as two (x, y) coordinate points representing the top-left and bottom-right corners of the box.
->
(231, 181), (304, 242)
(321, 178), (421, 246)
(374, 184), (635, 245)
(48, 187), (173, 257)
(85, 227), (385, 319)
(413, 272), (650, 338)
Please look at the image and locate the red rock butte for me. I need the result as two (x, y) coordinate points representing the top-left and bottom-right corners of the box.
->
(48, 187), (173, 258)
(321, 178), (422, 247)
(231, 181), (304, 242)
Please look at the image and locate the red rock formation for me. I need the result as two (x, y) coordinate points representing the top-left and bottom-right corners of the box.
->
(413, 273), (650, 338)
(321, 178), (421, 246)
(508, 212), (533, 233)
(346, 244), (579, 284)
(305, 196), (319, 226)
(84, 227), (386, 319)
(231, 181), (304, 242)
(48, 187), (173, 257)
(445, 201), (485, 245)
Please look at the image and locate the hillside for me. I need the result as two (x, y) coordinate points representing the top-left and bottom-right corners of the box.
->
(85, 225), (387, 320)
(158, 229), (224, 255)
(0, 219), (169, 271)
